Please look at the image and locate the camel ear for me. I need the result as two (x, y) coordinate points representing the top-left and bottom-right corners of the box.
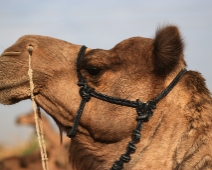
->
(152, 25), (184, 76)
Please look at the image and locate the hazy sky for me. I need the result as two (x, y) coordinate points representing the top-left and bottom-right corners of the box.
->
(0, 0), (212, 146)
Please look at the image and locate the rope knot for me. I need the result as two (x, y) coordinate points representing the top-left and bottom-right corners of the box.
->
(78, 81), (94, 102)
(127, 142), (136, 154)
(136, 99), (156, 122)
(111, 161), (123, 170)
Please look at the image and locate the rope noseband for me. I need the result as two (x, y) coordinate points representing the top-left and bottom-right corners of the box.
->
(67, 45), (187, 170)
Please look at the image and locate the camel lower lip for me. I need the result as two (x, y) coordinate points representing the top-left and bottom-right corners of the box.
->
(0, 80), (28, 91)
(0, 82), (31, 105)
(0, 85), (18, 92)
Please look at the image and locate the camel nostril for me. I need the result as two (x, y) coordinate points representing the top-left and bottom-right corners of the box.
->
(28, 45), (33, 53)
(1, 51), (21, 56)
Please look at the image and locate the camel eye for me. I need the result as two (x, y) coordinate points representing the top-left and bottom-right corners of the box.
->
(86, 67), (102, 76)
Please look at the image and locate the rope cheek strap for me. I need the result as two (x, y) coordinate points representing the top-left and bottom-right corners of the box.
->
(28, 45), (49, 170)
(67, 46), (91, 137)
(67, 45), (187, 170)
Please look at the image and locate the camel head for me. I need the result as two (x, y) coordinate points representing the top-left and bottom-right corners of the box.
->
(16, 111), (36, 125)
(16, 111), (50, 126)
(0, 25), (186, 165)
(3, 25), (211, 170)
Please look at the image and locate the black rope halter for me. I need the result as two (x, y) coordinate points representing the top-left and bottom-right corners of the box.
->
(67, 45), (187, 170)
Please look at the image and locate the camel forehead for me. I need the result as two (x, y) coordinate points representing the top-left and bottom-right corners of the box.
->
(86, 37), (153, 57)
(113, 36), (153, 50)
(85, 37), (153, 64)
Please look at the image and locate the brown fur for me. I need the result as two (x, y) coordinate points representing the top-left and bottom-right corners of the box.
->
(0, 25), (212, 169)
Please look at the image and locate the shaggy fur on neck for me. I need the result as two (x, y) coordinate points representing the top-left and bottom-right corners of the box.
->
(69, 138), (106, 170)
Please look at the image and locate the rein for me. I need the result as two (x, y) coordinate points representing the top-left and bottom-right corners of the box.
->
(28, 45), (49, 170)
(67, 45), (187, 170)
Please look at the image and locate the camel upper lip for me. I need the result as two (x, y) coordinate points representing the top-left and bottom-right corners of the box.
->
(1, 51), (21, 56)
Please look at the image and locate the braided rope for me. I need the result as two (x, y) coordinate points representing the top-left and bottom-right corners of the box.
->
(28, 45), (49, 170)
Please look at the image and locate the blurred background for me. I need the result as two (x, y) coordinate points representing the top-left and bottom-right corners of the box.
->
(0, 0), (212, 151)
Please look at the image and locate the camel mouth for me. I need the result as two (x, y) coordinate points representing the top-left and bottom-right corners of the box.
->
(0, 80), (33, 105)
(0, 91), (30, 105)
(1, 51), (21, 56)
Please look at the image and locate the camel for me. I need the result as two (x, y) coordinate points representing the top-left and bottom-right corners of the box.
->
(16, 111), (63, 148)
(0, 25), (212, 170)
(0, 154), (43, 170)
(16, 111), (71, 169)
